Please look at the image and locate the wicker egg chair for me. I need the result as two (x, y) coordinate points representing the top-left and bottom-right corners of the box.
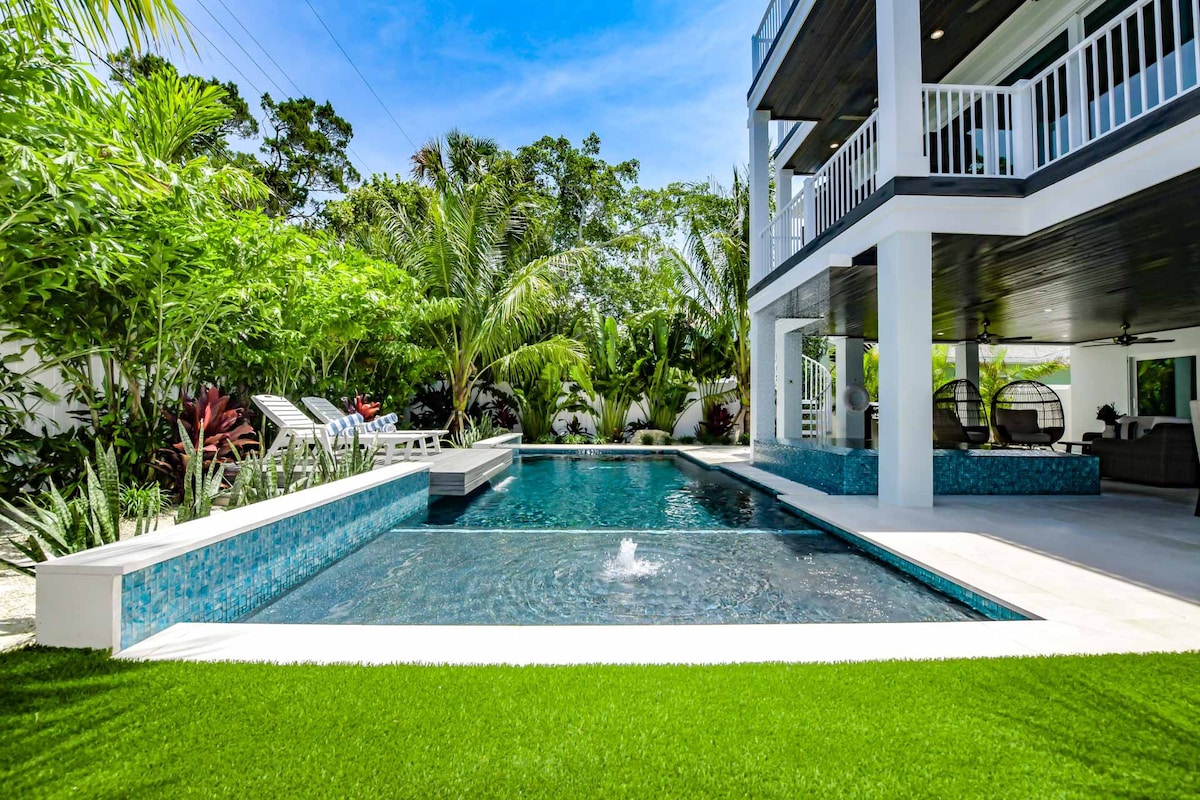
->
(932, 379), (991, 446)
(990, 380), (1066, 447)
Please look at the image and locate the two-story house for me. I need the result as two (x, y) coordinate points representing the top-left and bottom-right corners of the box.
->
(748, 0), (1200, 507)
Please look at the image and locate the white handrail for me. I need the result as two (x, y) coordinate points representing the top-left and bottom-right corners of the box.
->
(1027, 0), (1198, 169)
(812, 111), (878, 236)
(922, 85), (1018, 177)
(752, 0), (785, 77)
(800, 355), (833, 439)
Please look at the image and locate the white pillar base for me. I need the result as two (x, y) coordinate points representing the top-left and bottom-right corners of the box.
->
(834, 337), (867, 441)
(877, 231), (933, 508)
(750, 310), (777, 452)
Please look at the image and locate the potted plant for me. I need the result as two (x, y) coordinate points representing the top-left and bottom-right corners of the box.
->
(1096, 403), (1121, 438)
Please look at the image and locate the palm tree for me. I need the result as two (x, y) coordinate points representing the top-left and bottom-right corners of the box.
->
(9, 0), (191, 51)
(376, 134), (589, 433)
(862, 344), (1065, 407)
(978, 346), (1066, 408)
(671, 171), (751, 432)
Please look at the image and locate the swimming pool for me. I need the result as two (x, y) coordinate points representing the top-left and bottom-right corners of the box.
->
(244, 455), (986, 626)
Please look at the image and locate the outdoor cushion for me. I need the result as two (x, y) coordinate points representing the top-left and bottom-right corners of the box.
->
(362, 413), (399, 433)
(996, 408), (1039, 434)
(325, 413), (364, 437)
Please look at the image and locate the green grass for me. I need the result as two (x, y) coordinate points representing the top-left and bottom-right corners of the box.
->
(2, 648), (1198, 799)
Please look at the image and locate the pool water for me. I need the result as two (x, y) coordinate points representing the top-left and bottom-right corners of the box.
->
(245, 455), (985, 625)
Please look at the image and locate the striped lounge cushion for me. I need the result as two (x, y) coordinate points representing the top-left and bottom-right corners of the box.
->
(361, 413), (398, 433)
(325, 413), (364, 437)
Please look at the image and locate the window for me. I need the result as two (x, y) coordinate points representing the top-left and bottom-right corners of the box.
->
(1135, 356), (1198, 417)
(1001, 32), (1069, 86)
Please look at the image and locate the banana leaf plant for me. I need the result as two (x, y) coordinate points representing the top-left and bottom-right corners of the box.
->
(511, 363), (588, 443)
(576, 314), (639, 443)
(635, 311), (696, 436)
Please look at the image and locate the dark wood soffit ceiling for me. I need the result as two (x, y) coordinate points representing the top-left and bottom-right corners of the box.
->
(761, 0), (1028, 173)
(817, 169), (1200, 343)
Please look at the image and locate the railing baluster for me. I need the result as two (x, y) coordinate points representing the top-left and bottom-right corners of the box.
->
(1123, 18), (1132, 123)
(1174, 0), (1185, 95)
(1139, 5), (1149, 115)
(1156, 0), (1166, 107)
(1107, 29), (1117, 131)
(1194, 0), (1200, 89)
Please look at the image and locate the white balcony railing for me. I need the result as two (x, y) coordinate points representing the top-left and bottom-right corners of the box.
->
(756, 111), (878, 280)
(923, 85), (1018, 177)
(756, 0), (1198, 281)
(1036, 0), (1198, 168)
(925, 0), (1198, 176)
(812, 110), (879, 235)
(752, 0), (785, 77)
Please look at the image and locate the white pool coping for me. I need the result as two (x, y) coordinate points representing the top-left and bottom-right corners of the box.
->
(113, 449), (1200, 666)
(39, 462), (431, 576)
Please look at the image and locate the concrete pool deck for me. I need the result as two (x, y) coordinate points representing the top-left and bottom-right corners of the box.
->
(116, 447), (1200, 666)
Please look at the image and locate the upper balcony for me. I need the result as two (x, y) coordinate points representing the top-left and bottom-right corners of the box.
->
(754, 0), (1200, 285)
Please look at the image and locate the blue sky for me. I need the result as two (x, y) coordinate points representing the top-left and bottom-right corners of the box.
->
(142, 0), (761, 190)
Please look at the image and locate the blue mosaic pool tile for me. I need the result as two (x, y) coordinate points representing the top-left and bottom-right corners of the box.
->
(783, 507), (1029, 621)
(119, 472), (429, 649)
(754, 439), (1100, 496)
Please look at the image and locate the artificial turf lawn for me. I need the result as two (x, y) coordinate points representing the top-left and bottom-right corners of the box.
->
(1, 648), (1197, 799)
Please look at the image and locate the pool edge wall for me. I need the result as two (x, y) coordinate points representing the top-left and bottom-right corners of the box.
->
(754, 439), (1101, 495)
(35, 463), (430, 652)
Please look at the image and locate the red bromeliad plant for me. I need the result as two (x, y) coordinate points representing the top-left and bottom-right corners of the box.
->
(344, 394), (381, 422)
(155, 387), (258, 496)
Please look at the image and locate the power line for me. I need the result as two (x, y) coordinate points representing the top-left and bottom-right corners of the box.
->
(181, 4), (375, 179)
(196, 0), (375, 178)
(214, 0), (304, 97)
(194, 0), (286, 97)
(178, 8), (265, 100)
(302, 0), (418, 152)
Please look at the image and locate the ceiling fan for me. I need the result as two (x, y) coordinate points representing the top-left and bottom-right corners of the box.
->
(974, 319), (1033, 345)
(1082, 323), (1176, 348)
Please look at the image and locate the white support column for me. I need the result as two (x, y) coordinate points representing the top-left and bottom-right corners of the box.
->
(802, 175), (816, 245)
(877, 231), (933, 507)
(1011, 80), (1036, 177)
(778, 168), (794, 208)
(956, 340), (981, 386)
(777, 327), (806, 439)
(749, 309), (776, 451)
(1066, 12), (1086, 151)
(749, 110), (772, 283)
(876, 0), (928, 182)
(834, 336), (866, 442)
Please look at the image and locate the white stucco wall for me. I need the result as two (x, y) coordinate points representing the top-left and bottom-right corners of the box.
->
(1069, 325), (1200, 440)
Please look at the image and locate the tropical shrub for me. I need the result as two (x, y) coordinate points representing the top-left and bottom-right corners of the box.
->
(633, 429), (673, 446)
(119, 483), (166, 536)
(697, 403), (735, 443)
(154, 387), (257, 498)
(634, 312), (695, 435)
(373, 133), (587, 433)
(174, 426), (224, 524)
(0, 442), (155, 574)
(512, 364), (585, 443)
(227, 436), (378, 508)
(577, 315), (638, 443)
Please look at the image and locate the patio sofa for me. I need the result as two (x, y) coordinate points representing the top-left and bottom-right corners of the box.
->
(1087, 421), (1199, 487)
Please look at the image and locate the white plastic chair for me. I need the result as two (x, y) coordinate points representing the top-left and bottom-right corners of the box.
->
(300, 396), (446, 463)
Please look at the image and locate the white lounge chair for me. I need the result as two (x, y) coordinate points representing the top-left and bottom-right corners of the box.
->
(300, 396), (446, 463)
(253, 394), (336, 457)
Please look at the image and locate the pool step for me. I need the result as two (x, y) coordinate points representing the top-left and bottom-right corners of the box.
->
(427, 448), (513, 496)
